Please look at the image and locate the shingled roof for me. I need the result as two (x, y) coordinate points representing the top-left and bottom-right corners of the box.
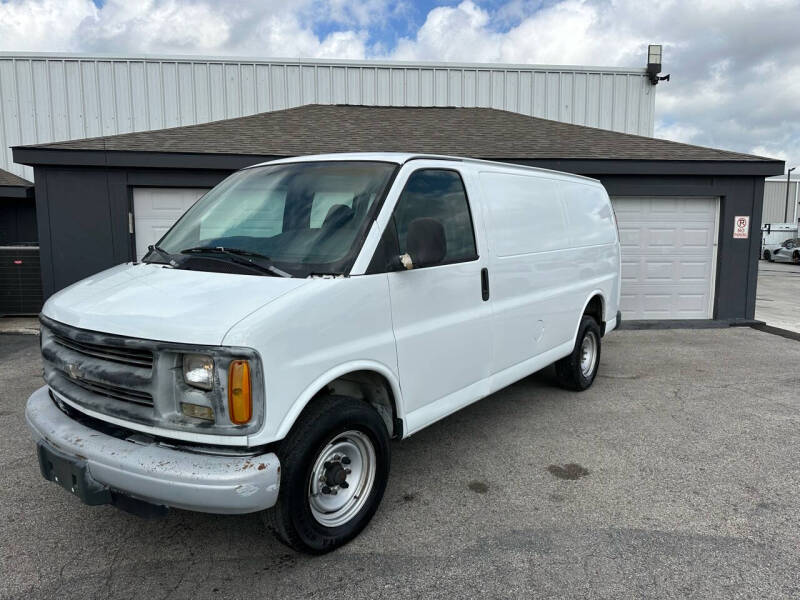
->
(0, 168), (33, 199)
(0, 168), (32, 188)
(17, 104), (775, 164)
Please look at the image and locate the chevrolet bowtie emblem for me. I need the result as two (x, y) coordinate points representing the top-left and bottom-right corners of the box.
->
(66, 363), (82, 380)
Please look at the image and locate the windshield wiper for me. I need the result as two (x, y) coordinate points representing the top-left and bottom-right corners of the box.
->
(144, 245), (179, 267)
(180, 246), (292, 278)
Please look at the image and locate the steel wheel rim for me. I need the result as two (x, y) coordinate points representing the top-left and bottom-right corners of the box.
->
(580, 331), (598, 377)
(308, 430), (376, 528)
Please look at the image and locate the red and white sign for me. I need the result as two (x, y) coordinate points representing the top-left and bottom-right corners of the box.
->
(733, 216), (750, 239)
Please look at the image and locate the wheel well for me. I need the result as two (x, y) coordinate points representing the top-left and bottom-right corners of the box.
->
(303, 371), (400, 438)
(583, 295), (605, 333)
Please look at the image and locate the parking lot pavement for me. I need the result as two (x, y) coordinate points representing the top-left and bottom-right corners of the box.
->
(2, 327), (800, 600)
(756, 260), (800, 333)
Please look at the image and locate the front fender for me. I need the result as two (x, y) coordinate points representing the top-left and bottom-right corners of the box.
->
(271, 360), (404, 442)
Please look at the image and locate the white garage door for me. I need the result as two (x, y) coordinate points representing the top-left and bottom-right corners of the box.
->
(611, 197), (718, 319)
(133, 188), (209, 261)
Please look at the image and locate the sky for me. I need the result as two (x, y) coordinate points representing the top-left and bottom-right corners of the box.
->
(1, 0), (799, 171)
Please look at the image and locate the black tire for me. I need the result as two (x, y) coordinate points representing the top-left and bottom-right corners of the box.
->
(555, 315), (602, 391)
(763, 250), (771, 261)
(264, 395), (390, 554)
(793, 251), (800, 265)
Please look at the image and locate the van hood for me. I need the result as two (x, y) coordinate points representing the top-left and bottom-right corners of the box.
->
(42, 263), (308, 345)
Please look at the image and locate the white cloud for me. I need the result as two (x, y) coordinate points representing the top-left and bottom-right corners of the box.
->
(0, 0), (96, 51)
(0, 0), (798, 170)
(750, 145), (788, 161)
(0, 0), (374, 57)
(654, 122), (702, 145)
(77, 0), (231, 53)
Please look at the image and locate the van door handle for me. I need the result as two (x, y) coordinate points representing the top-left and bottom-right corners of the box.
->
(481, 267), (490, 301)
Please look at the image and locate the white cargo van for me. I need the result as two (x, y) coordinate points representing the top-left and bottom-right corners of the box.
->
(26, 153), (621, 553)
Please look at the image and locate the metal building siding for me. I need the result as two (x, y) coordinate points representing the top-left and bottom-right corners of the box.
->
(762, 180), (799, 224)
(0, 53), (655, 180)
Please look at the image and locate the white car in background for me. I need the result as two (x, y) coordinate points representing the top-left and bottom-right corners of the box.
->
(762, 238), (793, 261)
(770, 238), (800, 264)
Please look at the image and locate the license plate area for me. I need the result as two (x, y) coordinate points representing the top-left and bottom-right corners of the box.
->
(36, 442), (111, 506)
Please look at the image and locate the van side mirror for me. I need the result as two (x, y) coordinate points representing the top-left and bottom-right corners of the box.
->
(405, 218), (447, 269)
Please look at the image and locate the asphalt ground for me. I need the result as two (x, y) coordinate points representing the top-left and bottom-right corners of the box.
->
(1, 327), (799, 599)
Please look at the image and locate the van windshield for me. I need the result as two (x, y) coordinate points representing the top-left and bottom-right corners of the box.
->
(154, 161), (397, 277)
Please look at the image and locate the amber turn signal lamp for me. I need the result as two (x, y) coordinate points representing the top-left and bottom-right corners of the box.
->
(228, 360), (252, 425)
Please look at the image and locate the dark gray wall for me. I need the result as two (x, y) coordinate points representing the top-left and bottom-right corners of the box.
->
(34, 166), (234, 298)
(0, 197), (37, 245)
(31, 162), (766, 321)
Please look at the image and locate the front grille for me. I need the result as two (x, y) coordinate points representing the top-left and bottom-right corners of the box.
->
(68, 376), (154, 407)
(52, 332), (154, 368)
(41, 317), (157, 417)
(40, 315), (263, 438)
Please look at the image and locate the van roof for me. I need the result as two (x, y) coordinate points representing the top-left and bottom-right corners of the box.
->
(248, 152), (601, 185)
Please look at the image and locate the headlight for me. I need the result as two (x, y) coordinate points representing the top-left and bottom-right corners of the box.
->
(183, 354), (214, 390)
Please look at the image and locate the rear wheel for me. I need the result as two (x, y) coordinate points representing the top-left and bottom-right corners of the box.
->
(264, 395), (390, 554)
(793, 251), (800, 265)
(763, 249), (771, 261)
(555, 315), (602, 391)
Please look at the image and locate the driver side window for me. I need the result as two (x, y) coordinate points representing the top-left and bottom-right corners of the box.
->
(395, 169), (478, 264)
(367, 168), (479, 273)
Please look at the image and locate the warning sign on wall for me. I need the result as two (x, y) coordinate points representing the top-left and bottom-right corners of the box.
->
(733, 216), (750, 239)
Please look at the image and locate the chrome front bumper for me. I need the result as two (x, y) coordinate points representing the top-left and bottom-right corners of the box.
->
(25, 386), (280, 515)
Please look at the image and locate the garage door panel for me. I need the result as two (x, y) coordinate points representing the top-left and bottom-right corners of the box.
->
(680, 261), (711, 281)
(682, 228), (714, 247)
(629, 291), (708, 319)
(142, 224), (174, 244)
(620, 259), (639, 282)
(678, 294), (706, 313)
(644, 261), (674, 280)
(618, 228), (641, 248)
(650, 198), (679, 213)
(133, 188), (209, 261)
(612, 197), (644, 213)
(648, 228), (677, 247)
(641, 294), (673, 316)
(681, 199), (717, 216)
(611, 196), (717, 320)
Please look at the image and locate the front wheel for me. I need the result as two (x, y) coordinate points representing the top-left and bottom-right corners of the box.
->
(264, 395), (390, 554)
(555, 315), (602, 391)
(793, 251), (800, 265)
(763, 250), (771, 261)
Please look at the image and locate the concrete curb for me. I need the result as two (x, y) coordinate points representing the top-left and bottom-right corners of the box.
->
(0, 317), (40, 336)
(751, 323), (800, 342)
(0, 328), (39, 336)
(619, 319), (766, 330)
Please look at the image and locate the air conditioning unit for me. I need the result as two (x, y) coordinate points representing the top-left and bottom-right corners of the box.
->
(0, 245), (43, 315)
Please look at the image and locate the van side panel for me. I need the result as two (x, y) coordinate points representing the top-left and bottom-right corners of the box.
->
(562, 183), (617, 248)
(561, 181), (621, 322)
(478, 169), (619, 379)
